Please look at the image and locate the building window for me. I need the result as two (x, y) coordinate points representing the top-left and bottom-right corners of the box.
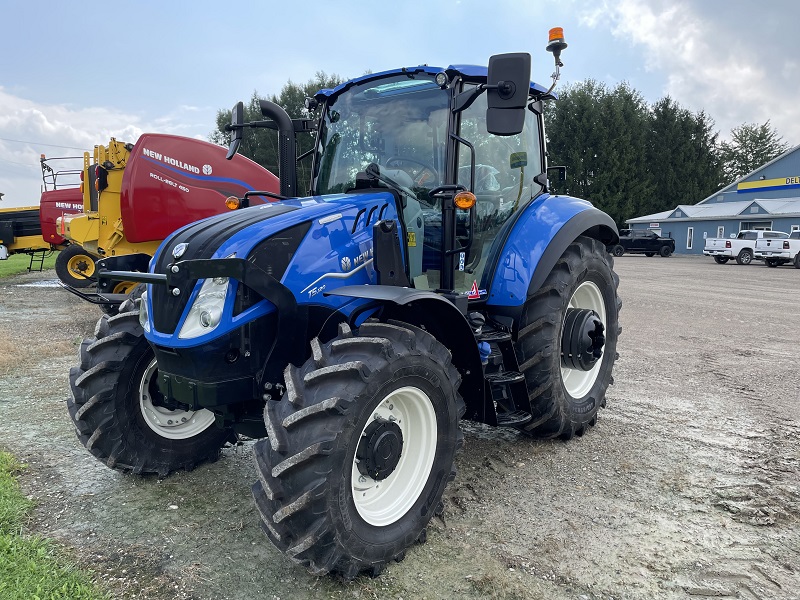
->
(717, 226), (724, 238)
(675, 210), (682, 217)
(792, 225), (800, 232)
(740, 221), (772, 231)
(687, 227), (694, 250)
(750, 206), (759, 213)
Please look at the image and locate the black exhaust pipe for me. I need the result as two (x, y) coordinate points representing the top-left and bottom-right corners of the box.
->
(259, 100), (297, 198)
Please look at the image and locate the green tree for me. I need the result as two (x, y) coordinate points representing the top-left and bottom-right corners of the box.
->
(718, 121), (790, 182)
(210, 72), (343, 194)
(645, 97), (721, 217)
(545, 80), (654, 226)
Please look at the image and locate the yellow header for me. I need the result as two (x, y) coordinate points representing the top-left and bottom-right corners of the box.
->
(0, 206), (39, 214)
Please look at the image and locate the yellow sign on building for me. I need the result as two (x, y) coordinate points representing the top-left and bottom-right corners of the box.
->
(738, 176), (800, 191)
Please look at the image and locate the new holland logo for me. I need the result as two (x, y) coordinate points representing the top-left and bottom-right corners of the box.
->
(341, 256), (352, 272)
(172, 243), (189, 259)
(202, 164), (213, 175)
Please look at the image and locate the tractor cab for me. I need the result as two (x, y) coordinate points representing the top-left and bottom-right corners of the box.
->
(225, 52), (551, 300)
(309, 63), (547, 295)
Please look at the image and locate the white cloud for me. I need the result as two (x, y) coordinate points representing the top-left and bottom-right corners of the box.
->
(0, 90), (212, 207)
(0, 89), (146, 207)
(578, 0), (800, 144)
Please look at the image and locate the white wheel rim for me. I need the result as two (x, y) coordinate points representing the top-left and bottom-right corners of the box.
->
(139, 358), (216, 440)
(561, 281), (606, 399)
(352, 386), (437, 527)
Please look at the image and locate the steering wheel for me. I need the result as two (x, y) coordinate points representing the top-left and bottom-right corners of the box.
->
(385, 157), (439, 186)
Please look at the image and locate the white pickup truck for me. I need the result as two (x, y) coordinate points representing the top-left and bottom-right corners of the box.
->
(703, 230), (789, 265)
(754, 231), (800, 268)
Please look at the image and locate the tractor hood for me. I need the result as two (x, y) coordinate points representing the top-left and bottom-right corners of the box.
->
(146, 191), (400, 344)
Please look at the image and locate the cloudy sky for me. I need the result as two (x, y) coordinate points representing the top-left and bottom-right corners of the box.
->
(1, 0), (797, 207)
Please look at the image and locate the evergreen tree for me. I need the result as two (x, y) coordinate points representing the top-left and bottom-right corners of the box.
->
(719, 121), (790, 182)
(646, 98), (721, 216)
(544, 80), (654, 226)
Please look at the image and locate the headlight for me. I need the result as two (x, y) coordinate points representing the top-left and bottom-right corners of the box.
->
(138, 290), (150, 333)
(178, 276), (229, 339)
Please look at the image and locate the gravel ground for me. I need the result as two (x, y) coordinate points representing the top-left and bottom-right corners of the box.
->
(0, 255), (798, 600)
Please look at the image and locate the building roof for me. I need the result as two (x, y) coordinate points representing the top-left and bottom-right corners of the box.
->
(697, 143), (800, 204)
(628, 197), (800, 223)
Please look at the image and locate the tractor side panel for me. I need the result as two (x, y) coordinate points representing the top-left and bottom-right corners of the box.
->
(485, 194), (617, 308)
(120, 134), (281, 244)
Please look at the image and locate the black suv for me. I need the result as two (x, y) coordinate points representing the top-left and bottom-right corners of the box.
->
(608, 229), (675, 257)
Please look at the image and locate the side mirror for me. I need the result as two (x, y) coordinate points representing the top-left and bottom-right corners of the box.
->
(486, 53), (531, 136)
(225, 101), (244, 160)
(547, 165), (567, 183)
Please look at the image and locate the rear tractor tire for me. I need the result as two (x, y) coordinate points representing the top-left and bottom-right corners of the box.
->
(515, 235), (621, 440)
(252, 320), (464, 578)
(68, 297), (233, 476)
(55, 245), (96, 288)
(714, 256), (729, 264)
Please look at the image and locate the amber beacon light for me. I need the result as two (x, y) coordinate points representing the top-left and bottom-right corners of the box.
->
(544, 27), (569, 95)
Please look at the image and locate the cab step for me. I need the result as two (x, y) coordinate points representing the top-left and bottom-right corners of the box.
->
(477, 330), (512, 344)
(485, 371), (525, 385)
(496, 410), (532, 427)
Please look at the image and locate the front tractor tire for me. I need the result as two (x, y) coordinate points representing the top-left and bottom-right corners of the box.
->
(252, 320), (465, 578)
(68, 299), (233, 477)
(515, 236), (621, 440)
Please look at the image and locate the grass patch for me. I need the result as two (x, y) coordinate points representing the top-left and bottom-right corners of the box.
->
(0, 252), (59, 278)
(0, 451), (108, 600)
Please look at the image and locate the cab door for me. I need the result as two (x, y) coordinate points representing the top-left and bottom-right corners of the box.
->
(453, 88), (544, 294)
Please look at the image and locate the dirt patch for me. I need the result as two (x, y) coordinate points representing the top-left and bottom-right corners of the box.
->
(0, 259), (798, 599)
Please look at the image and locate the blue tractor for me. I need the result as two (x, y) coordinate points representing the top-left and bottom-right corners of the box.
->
(69, 31), (621, 578)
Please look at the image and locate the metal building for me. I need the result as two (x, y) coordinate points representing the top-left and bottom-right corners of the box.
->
(626, 145), (800, 254)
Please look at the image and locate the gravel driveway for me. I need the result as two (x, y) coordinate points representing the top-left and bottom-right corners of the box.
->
(0, 255), (797, 600)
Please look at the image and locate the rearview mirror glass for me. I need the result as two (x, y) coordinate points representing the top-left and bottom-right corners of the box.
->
(486, 53), (531, 136)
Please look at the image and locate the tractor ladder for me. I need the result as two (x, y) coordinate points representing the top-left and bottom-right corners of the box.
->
(27, 249), (48, 272)
(476, 326), (533, 428)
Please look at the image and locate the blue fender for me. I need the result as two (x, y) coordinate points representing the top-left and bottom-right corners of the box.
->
(484, 193), (618, 310)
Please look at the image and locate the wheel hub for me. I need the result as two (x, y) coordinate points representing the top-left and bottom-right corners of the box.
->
(356, 418), (404, 481)
(561, 308), (605, 371)
(139, 358), (216, 440)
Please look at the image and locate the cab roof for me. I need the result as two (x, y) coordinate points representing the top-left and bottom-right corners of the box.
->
(314, 64), (551, 101)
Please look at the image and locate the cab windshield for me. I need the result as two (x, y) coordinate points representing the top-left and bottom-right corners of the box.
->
(315, 73), (449, 204)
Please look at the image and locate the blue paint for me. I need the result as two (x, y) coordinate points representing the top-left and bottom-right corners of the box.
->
(143, 192), (401, 348)
(485, 193), (595, 307)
